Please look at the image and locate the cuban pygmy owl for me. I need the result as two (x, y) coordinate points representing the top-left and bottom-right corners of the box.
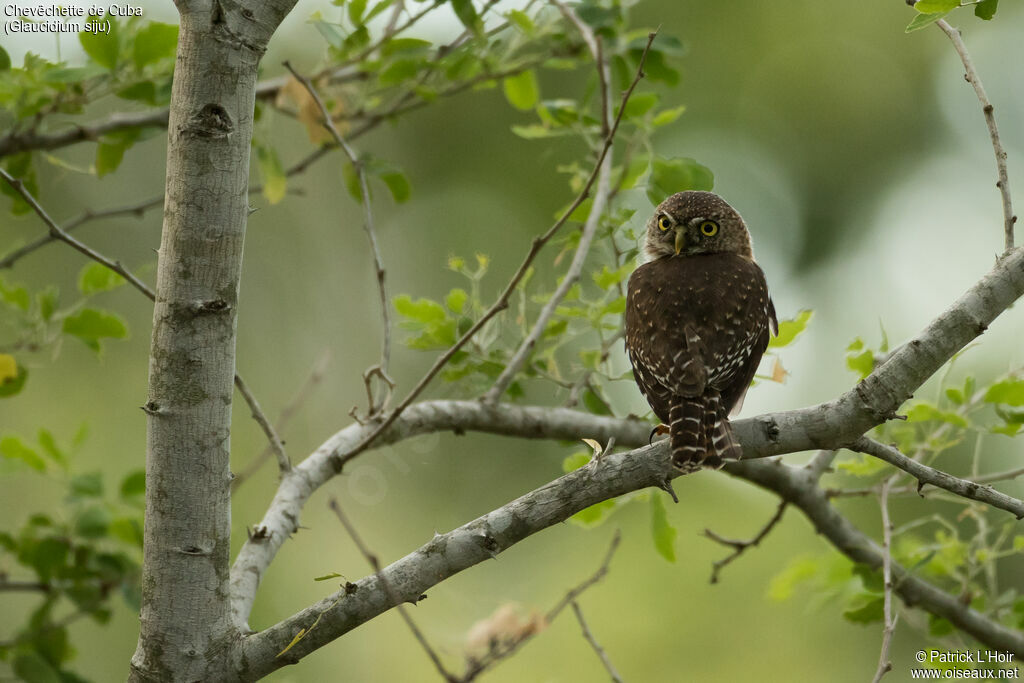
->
(625, 191), (777, 471)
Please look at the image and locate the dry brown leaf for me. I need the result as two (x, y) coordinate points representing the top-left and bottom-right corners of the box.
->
(464, 603), (547, 653)
(581, 438), (603, 458)
(275, 76), (348, 145)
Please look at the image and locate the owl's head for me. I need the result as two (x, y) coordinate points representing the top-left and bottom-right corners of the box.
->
(643, 191), (753, 261)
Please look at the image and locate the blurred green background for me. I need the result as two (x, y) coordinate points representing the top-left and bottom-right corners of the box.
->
(2, 0), (1023, 680)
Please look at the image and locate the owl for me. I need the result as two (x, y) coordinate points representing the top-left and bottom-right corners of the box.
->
(625, 191), (777, 471)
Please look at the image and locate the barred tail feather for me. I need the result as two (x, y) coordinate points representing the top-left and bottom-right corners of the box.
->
(668, 397), (704, 471)
(705, 393), (741, 468)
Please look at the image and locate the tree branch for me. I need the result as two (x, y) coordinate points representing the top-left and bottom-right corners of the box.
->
(854, 437), (1024, 519)
(234, 373), (291, 475)
(458, 531), (620, 682)
(284, 62), (394, 417)
(726, 458), (1024, 658)
(570, 601), (625, 683)
(482, 0), (615, 405)
(870, 479), (897, 683)
(935, 19), (1016, 252)
(702, 500), (788, 585)
(328, 498), (455, 682)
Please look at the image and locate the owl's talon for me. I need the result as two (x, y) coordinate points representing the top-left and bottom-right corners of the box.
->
(648, 424), (670, 445)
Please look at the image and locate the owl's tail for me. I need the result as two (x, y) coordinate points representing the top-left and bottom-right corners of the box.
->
(668, 393), (741, 471)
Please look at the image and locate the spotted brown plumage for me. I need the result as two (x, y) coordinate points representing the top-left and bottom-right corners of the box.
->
(625, 191), (777, 471)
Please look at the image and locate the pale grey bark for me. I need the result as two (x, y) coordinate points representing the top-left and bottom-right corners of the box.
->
(231, 242), (1024, 676)
(129, 1), (297, 680)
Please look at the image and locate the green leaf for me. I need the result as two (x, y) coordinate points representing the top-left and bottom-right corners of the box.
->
(913, 0), (959, 12)
(621, 92), (658, 119)
(120, 469), (146, 498)
(945, 388), (964, 405)
(257, 145), (287, 205)
(506, 9), (533, 33)
(845, 338), (874, 380)
(974, 0), (998, 20)
(0, 275), (30, 311)
(650, 494), (677, 562)
(651, 105), (686, 127)
(0, 45), (10, 71)
(78, 262), (126, 294)
(582, 388), (612, 416)
(31, 537), (69, 581)
(377, 169), (410, 203)
(0, 355), (28, 398)
(562, 451), (591, 473)
(70, 472), (104, 499)
(767, 555), (820, 601)
(12, 652), (62, 683)
(569, 498), (616, 527)
(96, 142), (126, 177)
(42, 65), (108, 83)
(928, 614), (955, 636)
(592, 264), (630, 290)
(842, 593), (884, 624)
(314, 572), (344, 581)
(445, 288), (468, 314)
(906, 10), (949, 33)
(451, 0), (481, 32)
(80, 16), (120, 70)
(620, 154), (650, 190)
(767, 310), (813, 349)
(985, 379), (1024, 406)
(394, 295), (446, 324)
(365, 0), (396, 23)
(646, 156), (714, 206)
(75, 506), (110, 539)
(133, 22), (179, 68)
(312, 19), (345, 48)
(852, 564), (883, 593)
(904, 401), (968, 428)
(37, 429), (66, 467)
(379, 58), (421, 85)
(503, 69), (539, 111)
(110, 517), (143, 547)
(62, 308), (129, 352)
(348, 0), (368, 25)
(1, 435), (46, 470)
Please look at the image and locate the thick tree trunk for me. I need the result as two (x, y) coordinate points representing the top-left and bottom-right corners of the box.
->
(130, 1), (295, 680)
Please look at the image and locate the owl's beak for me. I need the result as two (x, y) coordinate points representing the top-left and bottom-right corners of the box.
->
(674, 230), (686, 255)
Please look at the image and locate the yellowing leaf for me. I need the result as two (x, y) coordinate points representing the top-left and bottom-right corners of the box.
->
(0, 354), (16, 383)
(770, 357), (788, 384)
(581, 438), (603, 457)
(276, 628), (307, 657)
(465, 603), (546, 653)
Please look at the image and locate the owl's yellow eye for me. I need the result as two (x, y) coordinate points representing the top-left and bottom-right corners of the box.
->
(658, 216), (672, 231)
(700, 220), (719, 236)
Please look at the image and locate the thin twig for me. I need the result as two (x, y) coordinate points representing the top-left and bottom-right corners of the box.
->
(871, 479), (898, 683)
(936, 19), (1016, 252)
(854, 437), (1024, 518)
(234, 374), (291, 475)
(702, 501), (788, 584)
(0, 195), (163, 270)
(232, 350), (332, 491)
(284, 62), (393, 416)
(0, 168), (155, 300)
(571, 600), (625, 683)
(333, 32), (660, 469)
(327, 498), (456, 683)
(459, 531), (621, 682)
(483, 0), (615, 405)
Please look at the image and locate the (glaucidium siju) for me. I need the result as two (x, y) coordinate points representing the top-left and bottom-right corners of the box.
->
(624, 191), (777, 471)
